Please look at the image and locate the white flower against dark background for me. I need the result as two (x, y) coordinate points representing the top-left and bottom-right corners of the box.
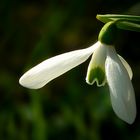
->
(19, 21), (137, 124)
(19, 41), (136, 124)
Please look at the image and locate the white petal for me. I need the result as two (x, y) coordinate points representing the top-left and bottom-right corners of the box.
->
(105, 47), (136, 124)
(19, 42), (99, 89)
(118, 55), (133, 80)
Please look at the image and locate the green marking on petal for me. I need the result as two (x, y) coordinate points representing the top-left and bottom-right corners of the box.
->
(86, 67), (106, 86)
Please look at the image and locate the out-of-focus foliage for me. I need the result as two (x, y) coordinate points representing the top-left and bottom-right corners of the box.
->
(0, 0), (140, 140)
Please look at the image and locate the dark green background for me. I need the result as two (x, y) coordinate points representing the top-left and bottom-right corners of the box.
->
(0, 0), (140, 139)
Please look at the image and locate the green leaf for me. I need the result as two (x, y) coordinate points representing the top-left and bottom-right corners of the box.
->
(96, 14), (140, 23)
(116, 21), (140, 32)
(97, 14), (140, 32)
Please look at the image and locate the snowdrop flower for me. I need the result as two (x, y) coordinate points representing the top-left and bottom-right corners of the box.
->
(19, 22), (136, 124)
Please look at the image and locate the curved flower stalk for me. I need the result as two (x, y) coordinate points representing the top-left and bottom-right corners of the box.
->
(19, 21), (136, 124)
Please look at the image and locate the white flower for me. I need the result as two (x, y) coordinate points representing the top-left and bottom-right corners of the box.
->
(86, 42), (136, 124)
(19, 41), (136, 124)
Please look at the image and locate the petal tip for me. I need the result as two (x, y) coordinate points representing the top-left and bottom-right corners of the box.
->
(122, 111), (136, 124)
(19, 75), (25, 87)
(19, 74), (30, 89)
(19, 73), (42, 89)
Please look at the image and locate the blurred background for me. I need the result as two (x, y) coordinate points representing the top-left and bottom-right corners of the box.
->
(0, 0), (140, 139)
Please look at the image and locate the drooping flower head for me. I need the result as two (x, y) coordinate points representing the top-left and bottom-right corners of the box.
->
(86, 22), (136, 124)
(19, 17), (137, 124)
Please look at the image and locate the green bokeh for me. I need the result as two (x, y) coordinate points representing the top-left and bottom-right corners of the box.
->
(0, 0), (140, 140)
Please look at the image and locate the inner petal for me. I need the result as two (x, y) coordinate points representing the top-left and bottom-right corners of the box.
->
(86, 42), (110, 86)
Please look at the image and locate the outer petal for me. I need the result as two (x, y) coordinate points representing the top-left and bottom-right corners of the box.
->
(19, 42), (99, 89)
(105, 47), (136, 124)
(118, 55), (133, 80)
